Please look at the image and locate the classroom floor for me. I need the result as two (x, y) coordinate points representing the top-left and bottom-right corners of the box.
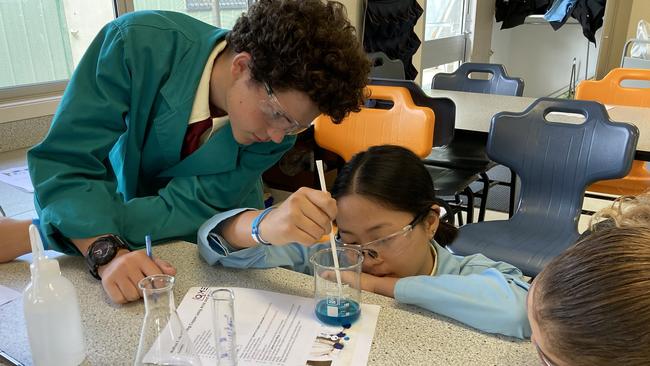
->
(0, 148), (615, 244)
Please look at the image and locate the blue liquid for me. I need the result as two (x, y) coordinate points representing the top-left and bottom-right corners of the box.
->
(315, 298), (361, 326)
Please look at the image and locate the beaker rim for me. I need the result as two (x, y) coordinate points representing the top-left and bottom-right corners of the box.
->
(309, 246), (364, 270)
(138, 274), (175, 293)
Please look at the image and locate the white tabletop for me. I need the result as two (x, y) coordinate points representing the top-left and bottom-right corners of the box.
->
(0, 241), (538, 366)
(424, 89), (650, 158)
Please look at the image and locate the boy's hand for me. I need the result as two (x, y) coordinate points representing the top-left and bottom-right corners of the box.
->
(260, 187), (337, 246)
(98, 250), (176, 304)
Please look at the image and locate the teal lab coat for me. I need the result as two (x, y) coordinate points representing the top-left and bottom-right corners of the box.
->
(27, 11), (295, 254)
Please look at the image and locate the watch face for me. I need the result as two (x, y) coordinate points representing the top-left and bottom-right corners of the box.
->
(91, 239), (116, 266)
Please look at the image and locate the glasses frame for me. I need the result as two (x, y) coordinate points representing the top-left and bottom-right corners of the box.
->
(262, 82), (310, 135)
(534, 341), (556, 366)
(336, 210), (430, 260)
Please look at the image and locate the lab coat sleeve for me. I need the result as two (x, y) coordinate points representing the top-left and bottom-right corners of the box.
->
(27, 22), (290, 253)
(197, 208), (328, 276)
(28, 22), (132, 253)
(394, 268), (531, 339)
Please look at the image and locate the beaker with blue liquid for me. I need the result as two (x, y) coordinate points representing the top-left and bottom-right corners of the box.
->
(310, 247), (363, 326)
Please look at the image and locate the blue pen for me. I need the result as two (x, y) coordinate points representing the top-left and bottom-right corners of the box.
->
(145, 234), (153, 259)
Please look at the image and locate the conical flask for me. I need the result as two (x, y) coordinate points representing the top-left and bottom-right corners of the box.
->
(134, 275), (201, 366)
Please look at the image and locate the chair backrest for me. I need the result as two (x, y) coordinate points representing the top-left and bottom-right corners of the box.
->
(369, 77), (455, 146)
(576, 68), (650, 107)
(488, 98), (639, 228)
(314, 85), (434, 161)
(432, 62), (524, 97)
(368, 52), (406, 80)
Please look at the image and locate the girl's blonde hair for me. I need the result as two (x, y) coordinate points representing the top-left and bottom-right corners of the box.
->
(591, 192), (650, 229)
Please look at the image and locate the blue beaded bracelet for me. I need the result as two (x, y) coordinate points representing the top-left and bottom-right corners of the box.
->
(251, 207), (275, 245)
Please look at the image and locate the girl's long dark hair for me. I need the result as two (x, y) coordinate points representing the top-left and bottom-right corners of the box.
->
(330, 145), (457, 245)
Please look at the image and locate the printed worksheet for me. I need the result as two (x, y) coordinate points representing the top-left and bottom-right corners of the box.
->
(0, 285), (20, 307)
(175, 287), (380, 366)
(178, 287), (321, 366)
(0, 165), (33, 193)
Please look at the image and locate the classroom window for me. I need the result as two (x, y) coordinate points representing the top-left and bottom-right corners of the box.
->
(0, 0), (253, 99)
(420, 0), (469, 86)
(0, 0), (114, 90)
(424, 0), (465, 41)
(133, 0), (253, 30)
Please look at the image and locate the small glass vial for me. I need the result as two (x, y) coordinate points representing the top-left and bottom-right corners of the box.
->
(211, 289), (237, 366)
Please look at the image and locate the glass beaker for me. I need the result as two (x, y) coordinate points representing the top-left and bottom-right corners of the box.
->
(211, 289), (237, 366)
(309, 247), (363, 326)
(134, 275), (201, 366)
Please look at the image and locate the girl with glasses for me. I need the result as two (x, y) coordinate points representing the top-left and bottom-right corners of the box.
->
(527, 194), (650, 365)
(199, 145), (531, 339)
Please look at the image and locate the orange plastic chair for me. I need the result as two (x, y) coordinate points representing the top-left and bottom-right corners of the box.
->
(576, 68), (650, 196)
(314, 85), (435, 161)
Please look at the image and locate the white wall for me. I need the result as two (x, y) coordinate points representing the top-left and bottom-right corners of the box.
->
(627, 0), (650, 39)
(490, 18), (600, 97)
(338, 0), (363, 38)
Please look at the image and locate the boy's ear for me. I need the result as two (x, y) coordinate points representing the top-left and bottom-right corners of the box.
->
(230, 52), (252, 79)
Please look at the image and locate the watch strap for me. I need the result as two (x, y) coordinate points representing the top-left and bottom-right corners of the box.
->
(86, 235), (129, 280)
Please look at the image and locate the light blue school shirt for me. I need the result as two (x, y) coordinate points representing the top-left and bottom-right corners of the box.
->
(198, 209), (532, 339)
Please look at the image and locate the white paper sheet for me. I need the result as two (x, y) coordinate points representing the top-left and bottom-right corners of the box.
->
(0, 284), (21, 307)
(175, 287), (380, 366)
(178, 287), (321, 366)
(0, 165), (33, 193)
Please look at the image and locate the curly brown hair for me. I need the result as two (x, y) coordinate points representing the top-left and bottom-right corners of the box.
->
(226, 0), (370, 123)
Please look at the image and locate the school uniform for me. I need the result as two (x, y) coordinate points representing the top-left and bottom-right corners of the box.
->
(28, 10), (295, 253)
(198, 209), (532, 339)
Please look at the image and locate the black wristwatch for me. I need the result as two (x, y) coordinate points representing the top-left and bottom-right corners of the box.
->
(85, 235), (130, 280)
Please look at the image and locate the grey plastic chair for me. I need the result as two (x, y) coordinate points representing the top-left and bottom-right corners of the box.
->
(449, 98), (639, 276)
(428, 63), (525, 223)
(368, 52), (405, 80)
(433, 62), (524, 96)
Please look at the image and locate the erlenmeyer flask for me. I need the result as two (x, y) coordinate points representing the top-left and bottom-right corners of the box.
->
(134, 275), (201, 366)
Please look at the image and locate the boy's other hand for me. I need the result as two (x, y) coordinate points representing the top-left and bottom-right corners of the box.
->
(98, 250), (176, 304)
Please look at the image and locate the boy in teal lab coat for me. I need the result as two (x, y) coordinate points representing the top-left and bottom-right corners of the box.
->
(0, 0), (370, 304)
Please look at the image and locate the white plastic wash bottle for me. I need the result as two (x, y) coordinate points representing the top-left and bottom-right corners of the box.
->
(23, 224), (86, 365)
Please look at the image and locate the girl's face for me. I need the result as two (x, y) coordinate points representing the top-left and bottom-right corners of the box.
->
(335, 194), (439, 278)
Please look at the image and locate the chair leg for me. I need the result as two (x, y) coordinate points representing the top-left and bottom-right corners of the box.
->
(463, 187), (475, 224)
(478, 172), (490, 222)
(508, 169), (517, 217)
(453, 194), (464, 226)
